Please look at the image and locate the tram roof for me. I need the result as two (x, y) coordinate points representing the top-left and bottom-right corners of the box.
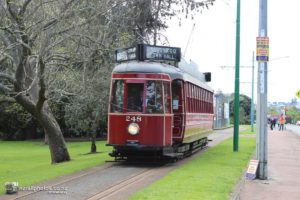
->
(112, 61), (213, 92)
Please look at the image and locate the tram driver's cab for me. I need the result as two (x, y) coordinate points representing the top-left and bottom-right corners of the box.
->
(111, 80), (169, 114)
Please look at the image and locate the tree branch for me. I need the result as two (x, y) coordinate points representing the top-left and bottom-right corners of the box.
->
(16, 38), (32, 50)
(0, 95), (15, 103)
(0, 83), (12, 93)
(0, 72), (16, 84)
(153, 0), (162, 45)
(0, 26), (15, 36)
(6, 0), (18, 22)
(14, 93), (37, 116)
(42, 18), (58, 31)
(19, 0), (33, 16)
(36, 58), (46, 111)
(0, 55), (7, 64)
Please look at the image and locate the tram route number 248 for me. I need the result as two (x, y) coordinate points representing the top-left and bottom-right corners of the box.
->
(126, 116), (142, 122)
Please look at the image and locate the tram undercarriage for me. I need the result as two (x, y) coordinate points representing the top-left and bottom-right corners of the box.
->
(108, 137), (208, 161)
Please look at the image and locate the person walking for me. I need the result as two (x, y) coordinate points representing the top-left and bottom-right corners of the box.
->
(279, 114), (285, 131)
(270, 117), (276, 130)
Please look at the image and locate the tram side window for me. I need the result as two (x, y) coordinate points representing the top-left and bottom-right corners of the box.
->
(172, 80), (180, 110)
(146, 81), (163, 113)
(111, 80), (124, 113)
(209, 92), (213, 113)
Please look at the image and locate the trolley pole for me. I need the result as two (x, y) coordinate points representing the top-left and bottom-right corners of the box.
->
(257, 0), (268, 179)
(233, 0), (241, 152)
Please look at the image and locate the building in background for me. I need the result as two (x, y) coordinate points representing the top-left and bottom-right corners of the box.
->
(214, 91), (230, 129)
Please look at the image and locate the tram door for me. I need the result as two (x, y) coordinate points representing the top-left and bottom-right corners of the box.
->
(172, 80), (184, 139)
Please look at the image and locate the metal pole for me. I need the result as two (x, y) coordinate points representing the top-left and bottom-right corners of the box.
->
(233, 0), (241, 152)
(257, 0), (268, 179)
(251, 51), (255, 132)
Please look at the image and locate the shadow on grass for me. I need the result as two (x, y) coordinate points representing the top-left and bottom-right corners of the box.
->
(80, 152), (105, 155)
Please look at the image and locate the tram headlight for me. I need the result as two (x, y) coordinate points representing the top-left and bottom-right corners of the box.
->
(127, 123), (140, 135)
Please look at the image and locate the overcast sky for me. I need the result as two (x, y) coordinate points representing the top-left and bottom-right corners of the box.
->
(163, 0), (299, 103)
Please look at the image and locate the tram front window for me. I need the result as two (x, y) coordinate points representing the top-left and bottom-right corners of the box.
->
(111, 80), (124, 113)
(127, 83), (144, 112)
(146, 81), (163, 113)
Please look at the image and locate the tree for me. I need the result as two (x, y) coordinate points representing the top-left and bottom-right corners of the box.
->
(268, 106), (279, 116)
(0, 0), (76, 163)
(0, 100), (38, 140)
(285, 106), (300, 124)
(230, 94), (252, 124)
(122, 0), (215, 45)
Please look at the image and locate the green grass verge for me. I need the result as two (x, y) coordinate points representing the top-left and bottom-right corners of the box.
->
(240, 125), (256, 134)
(130, 137), (256, 200)
(0, 141), (112, 195)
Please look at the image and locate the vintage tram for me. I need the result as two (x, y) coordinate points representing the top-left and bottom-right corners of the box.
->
(107, 44), (214, 160)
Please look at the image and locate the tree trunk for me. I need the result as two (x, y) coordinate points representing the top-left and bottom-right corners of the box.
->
(15, 94), (70, 164)
(37, 105), (70, 163)
(90, 132), (97, 153)
(44, 133), (49, 145)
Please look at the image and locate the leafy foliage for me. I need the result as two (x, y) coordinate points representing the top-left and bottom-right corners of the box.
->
(285, 106), (300, 123)
(230, 94), (252, 125)
(0, 101), (42, 140)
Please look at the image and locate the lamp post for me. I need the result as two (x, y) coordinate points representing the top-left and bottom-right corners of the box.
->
(234, 0), (241, 152)
(257, 0), (268, 180)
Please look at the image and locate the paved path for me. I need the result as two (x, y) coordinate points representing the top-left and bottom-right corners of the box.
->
(286, 124), (300, 137)
(234, 129), (300, 200)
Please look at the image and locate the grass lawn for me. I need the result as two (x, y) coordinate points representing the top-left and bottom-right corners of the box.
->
(130, 137), (256, 200)
(0, 140), (112, 195)
(240, 125), (257, 134)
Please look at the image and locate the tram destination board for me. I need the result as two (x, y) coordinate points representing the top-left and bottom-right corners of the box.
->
(115, 46), (138, 62)
(143, 45), (181, 62)
(115, 44), (181, 63)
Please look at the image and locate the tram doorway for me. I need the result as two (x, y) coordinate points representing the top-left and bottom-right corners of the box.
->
(172, 80), (184, 139)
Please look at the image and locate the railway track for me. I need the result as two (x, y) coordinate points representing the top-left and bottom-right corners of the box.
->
(1, 164), (116, 200)
(87, 167), (155, 200)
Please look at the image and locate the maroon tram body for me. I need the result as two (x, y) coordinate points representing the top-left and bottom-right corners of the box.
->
(107, 45), (214, 160)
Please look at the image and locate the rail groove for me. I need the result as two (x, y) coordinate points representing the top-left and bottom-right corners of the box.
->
(87, 168), (155, 200)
